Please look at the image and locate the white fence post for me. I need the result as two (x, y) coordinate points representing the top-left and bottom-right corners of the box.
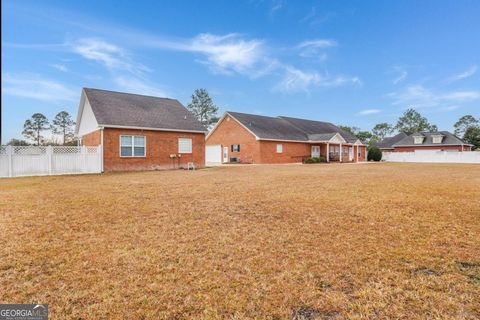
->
(82, 146), (87, 172)
(47, 146), (53, 175)
(7, 146), (13, 177)
(97, 145), (102, 172)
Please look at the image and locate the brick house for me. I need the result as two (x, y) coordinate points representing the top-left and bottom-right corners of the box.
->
(75, 88), (207, 172)
(205, 112), (367, 164)
(377, 131), (472, 152)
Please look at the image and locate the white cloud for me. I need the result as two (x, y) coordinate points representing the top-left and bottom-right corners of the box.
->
(388, 85), (480, 108)
(297, 39), (337, 59)
(441, 105), (460, 111)
(71, 38), (150, 76)
(358, 109), (381, 115)
(448, 65), (477, 82)
(142, 33), (270, 77)
(51, 63), (68, 72)
(392, 66), (407, 84)
(274, 66), (360, 93)
(270, 0), (283, 15)
(113, 76), (167, 97)
(190, 33), (266, 74)
(297, 39), (337, 49)
(2, 73), (77, 102)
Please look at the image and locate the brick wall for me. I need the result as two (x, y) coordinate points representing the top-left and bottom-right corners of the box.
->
(393, 145), (469, 152)
(258, 141), (310, 163)
(83, 128), (205, 171)
(206, 115), (260, 163)
(206, 115), (368, 164)
(81, 130), (101, 146)
(358, 145), (366, 161)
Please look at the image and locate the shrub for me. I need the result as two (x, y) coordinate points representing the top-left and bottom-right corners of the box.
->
(303, 156), (327, 164)
(367, 146), (382, 161)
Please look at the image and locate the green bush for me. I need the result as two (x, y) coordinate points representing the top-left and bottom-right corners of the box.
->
(303, 156), (327, 164)
(367, 146), (382, 161)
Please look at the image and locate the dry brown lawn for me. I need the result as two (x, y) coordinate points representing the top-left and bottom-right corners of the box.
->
(1, 163), (479, 319)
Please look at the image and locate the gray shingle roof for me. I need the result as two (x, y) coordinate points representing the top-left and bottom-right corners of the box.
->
(376, 132), (409, 149)
(83, 88), (207, 132)
(393, 131), (470, 147)
(227, 112), (308, 141)
(279, 116), (359, 143)
(226, 112), (361, 143)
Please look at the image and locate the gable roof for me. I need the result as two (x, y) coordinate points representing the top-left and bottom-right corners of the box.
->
(376, 132), (409, 149)
(227, 112), (308, 141)
(279, 116), (359, 143)
(216, 112), (362, 143)
(393, 131), (470, 147)
(77, 88), (207, 133)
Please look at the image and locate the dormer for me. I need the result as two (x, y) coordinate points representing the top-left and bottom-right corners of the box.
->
(412, 133), (425, 144)
(431, 133), (444, 144)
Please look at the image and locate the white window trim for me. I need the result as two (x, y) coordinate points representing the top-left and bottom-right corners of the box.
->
(178, 138), (193, 154)
(276, 144), (283, 153)
(414, 137), (424, 144)
(119, 135), (146, 158)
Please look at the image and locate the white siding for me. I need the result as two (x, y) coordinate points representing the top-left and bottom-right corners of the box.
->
(77, 99), (99, 137)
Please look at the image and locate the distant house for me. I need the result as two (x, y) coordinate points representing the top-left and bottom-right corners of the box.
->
(378, 131), (472, 152)
(376, 132), (408, 151)
(75, 88), (207, 171)
(205, 111), (366, 165)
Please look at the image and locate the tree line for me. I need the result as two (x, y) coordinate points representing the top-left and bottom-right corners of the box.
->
(7, 89), (479, 151)
(340, 108), (480, 150)
(186, 89), (479, 150)
(7, 111), (76, 146)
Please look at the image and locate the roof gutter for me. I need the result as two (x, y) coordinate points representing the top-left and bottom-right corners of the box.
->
(99, 124), (207, 134)
(393, 143), (474, 147)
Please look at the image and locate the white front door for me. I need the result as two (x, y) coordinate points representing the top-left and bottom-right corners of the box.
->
(349, 147), (354, 161)
(223, 146), (229, 163)
(311, 146), (320, 158)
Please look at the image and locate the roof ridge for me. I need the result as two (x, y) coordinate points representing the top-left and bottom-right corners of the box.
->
(279, 115), (334, 126)
(84, 87), (176, 102)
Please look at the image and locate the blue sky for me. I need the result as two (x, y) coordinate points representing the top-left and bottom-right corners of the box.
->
(2, 0), (480, 142)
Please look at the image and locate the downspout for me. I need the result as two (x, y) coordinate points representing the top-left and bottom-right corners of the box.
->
(100, 127), (104, 172)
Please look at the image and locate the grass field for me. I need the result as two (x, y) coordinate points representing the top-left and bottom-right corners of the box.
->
(1, 163), (479, 319)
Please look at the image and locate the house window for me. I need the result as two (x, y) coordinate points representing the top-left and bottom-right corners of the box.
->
(276, 144), (283, 153)
(432, 135), (443, 144)
(414, 136), (424, 144)
(231, 144), (240, 152)
(120, 135), (145, 157)
(178, 138), (192, 153)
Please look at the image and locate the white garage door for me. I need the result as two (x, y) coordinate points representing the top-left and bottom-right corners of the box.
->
(206, 145), (222, 166)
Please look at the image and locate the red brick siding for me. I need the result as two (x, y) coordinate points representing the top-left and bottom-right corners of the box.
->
(393, 145), (470, 152)
(86, 128), (205, 172)
(357, 145), (366, 161)
(81, 130), (101, 146)
(258, 141), (310, 163)
(206, 115), (260, 163)
(207, 115), (368, 163)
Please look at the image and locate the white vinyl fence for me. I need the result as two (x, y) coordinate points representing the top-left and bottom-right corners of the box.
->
(0, 145), (102, 178)
(382, 150), (480, 164)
